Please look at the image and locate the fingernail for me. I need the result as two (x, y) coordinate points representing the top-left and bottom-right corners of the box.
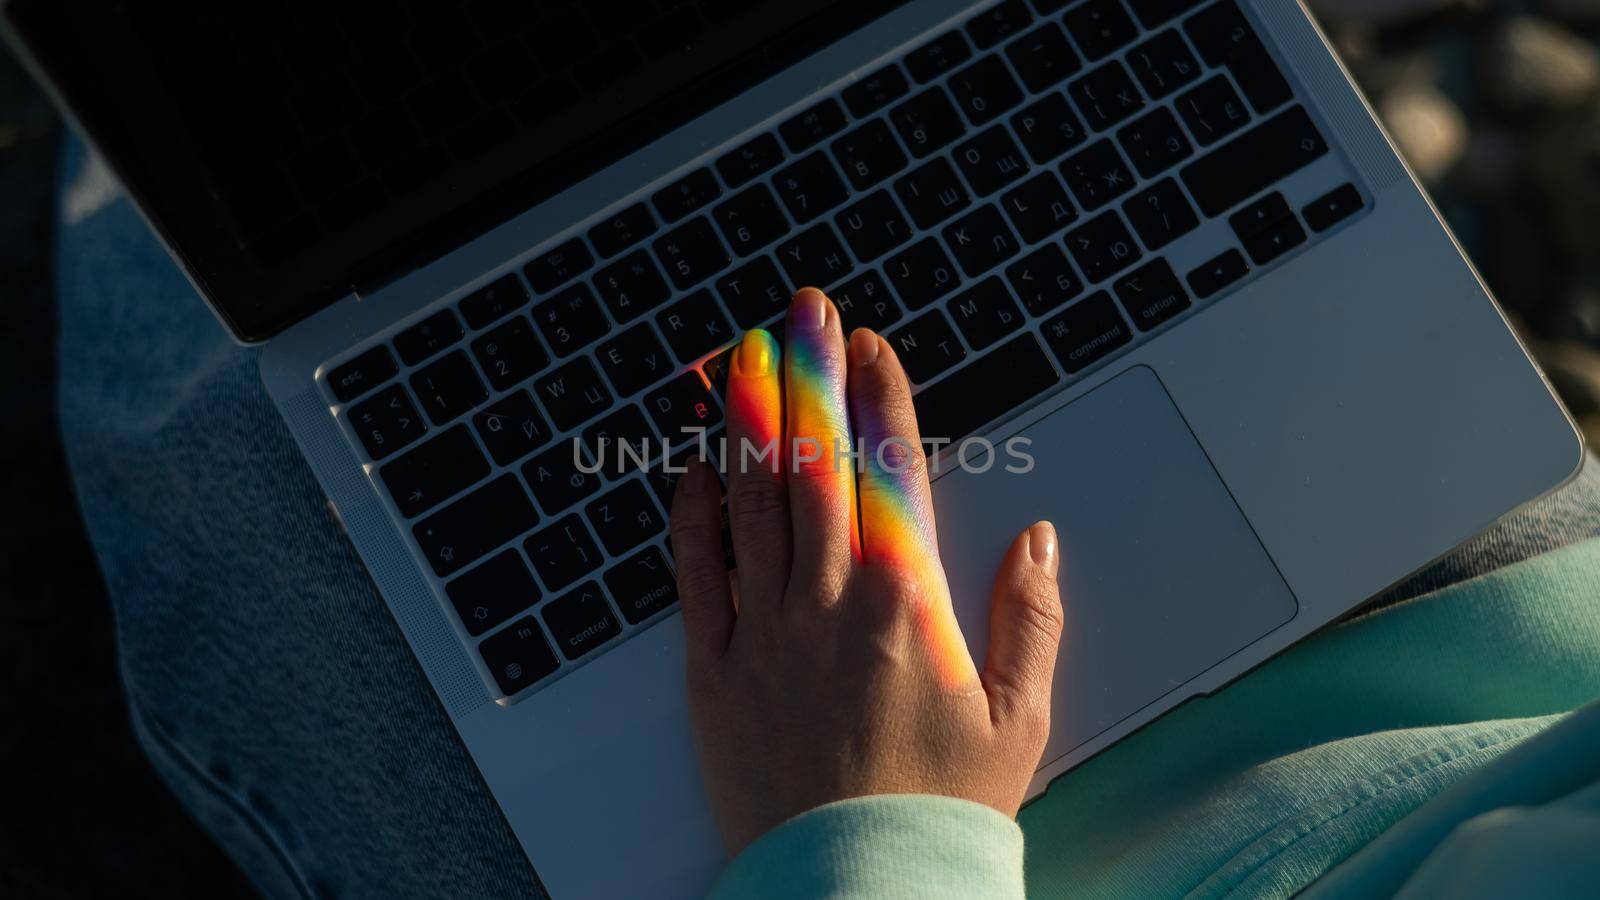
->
(792, 288), (828, 334)
(681, 459), (710, 496)
(848, 328), (880, 366)
(1028, 521), (1058, 575)
(734, 329), (775, 377)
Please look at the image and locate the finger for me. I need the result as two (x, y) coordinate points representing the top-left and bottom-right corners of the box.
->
(784, 288), (860, 594)
(981, 522), (1064, 737)
(723, 329), (791, 616)
(846, 328), (941, 571)
(669, 459), (735, 668)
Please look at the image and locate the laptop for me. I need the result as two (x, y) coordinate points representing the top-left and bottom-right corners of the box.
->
(5, 0), (1582, 895)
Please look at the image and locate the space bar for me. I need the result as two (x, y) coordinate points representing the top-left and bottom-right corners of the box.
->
(912, 334), (1060, 449)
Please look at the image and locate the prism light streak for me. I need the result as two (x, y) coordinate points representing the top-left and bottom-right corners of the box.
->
(783, 320), (862, 562)
(726, 329), (783, 475)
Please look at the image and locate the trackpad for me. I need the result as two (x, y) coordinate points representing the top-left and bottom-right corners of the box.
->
(932, 366), (1297, 764)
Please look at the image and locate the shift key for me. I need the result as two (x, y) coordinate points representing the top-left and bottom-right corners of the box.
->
(1180, 106), (1328, 218)
(414, 474), (539, 577)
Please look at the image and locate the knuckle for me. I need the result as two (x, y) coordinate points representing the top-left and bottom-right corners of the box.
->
(1011, 573), (1065, 641)
(729, 476), (787, 521)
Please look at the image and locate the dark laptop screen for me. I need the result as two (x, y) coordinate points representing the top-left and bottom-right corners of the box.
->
(7, 1), (910, 341)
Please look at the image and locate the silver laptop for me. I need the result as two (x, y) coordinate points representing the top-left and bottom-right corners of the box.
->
(6, 0), (1581, 895)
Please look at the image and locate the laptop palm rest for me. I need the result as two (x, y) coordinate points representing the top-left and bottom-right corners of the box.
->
(932, 365), (1298, 766)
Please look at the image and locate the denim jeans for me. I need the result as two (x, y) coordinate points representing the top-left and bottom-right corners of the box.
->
(53, 142), (1600, 899)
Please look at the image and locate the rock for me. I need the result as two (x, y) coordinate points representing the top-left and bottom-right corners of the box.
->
(1482, 17), (1600, 114)
(1308, 0), (1470, 26)
(1524, 101), (1600, 260)
(1379, 84), (1469, 182)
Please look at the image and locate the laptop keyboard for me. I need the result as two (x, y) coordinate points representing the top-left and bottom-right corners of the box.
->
(323, 0), (1368, 702)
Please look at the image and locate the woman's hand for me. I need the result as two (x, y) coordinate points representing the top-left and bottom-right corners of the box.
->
(669, 287), (1064, 855)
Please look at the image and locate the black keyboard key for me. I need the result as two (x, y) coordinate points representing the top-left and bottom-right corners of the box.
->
(843, 65), (912, 118)
(533, 283), (611, 357)
(447, 550), (540, 637)
(394, 309), (464, 366)
(535, 356), (613, 430)
(1066, 210), (1143, 282)
(588, 203), (657, 259)
(889, 88), (967, 159)
(594, 249), (672, 323)
(777, 223), (855, 289)
(585, 479), (666, 555)
(581, 405), (657, 469)
(1068, 61), (1146, 131)
(523, 442), (603, 513)
(380, 425), (488, 518)
(349, 384), (427, 460)
(948, 277), (1025, 350)
(459, 275), (530, 330)
(478, 616), (559, 696)
(525, 514), (604, 591)
(644, 371), (724, 442)
(1006, 244), (1084, 315)
(1040, 292), (1133, 373)
(596, 324), (673, 397)
(652, 168), (721, 223)
(1181, 106), (1328, 217)
(1123, 178), (1200, 251)
(1126, 0), (1206, 28)
(414, 474), (538, 577)
(1113, 258), (1191, 330)
(1303, 183), (1364, 233)
(1007, 27), (1082, 98)
(954, 126), (1031, 196)
(717, 256), (792, 329)
(942, 205), (1022, 277)
(1060, 139), (1137, 210)
(832, 270), (903, 332)
(605, 547), (678, 624)
(894, 158), (971, 229)
(1127, 29), (1201, 100)
(329, 345), (397, 403)
(1228, 191), (1291, 239)
(541, 582), (621, 660)
(1244, 215), (1307, 265)
(948, 55), (1025, 126)
(1177, 75), (1251, 147)
(1063, 0), (1139, 60)
(715, 133), (785, 188)
(411, 351), (488, 425)
(713, 184), (790, 257)
(1187, 248), (1250, 298)
(524, 238), (593, 293)
(779, 99), (847, 152)
(773, 152), (850, 224)
(474, 390), (552, 465)
(1001, 171), (1078, 244)
(905, 31), (972, 83)
(471, 315), (548, 392)
(655, 217), (732, 291)
(911, 333), (1059, 443)
(831, 120), (908, 191)
(886, 238), (963, 309)
(967, 0), (1033, 49)
(889, 309), (967, 384)
(1011, 94), (1088, 167)
(1118, 108), (1194, 178)
(836, 192), (912, 263)
(1185, 1), (1292, 114)
(657, 289), (734, 364)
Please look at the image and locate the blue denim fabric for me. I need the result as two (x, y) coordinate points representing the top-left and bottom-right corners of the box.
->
(52, 139), (1600, 899)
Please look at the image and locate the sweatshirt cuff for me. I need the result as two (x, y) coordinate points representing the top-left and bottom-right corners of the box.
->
(708, 794), (1025, 900)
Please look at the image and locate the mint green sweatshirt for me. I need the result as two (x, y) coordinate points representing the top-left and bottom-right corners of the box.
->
(710, 537), (1600, 898)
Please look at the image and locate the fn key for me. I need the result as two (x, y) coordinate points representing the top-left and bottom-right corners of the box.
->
(478, 616), (560, 696)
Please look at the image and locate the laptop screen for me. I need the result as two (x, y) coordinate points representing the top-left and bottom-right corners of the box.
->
(7, 0), (910, 341)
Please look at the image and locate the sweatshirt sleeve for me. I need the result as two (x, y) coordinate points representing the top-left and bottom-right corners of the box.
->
(707, 794), (1025, 900)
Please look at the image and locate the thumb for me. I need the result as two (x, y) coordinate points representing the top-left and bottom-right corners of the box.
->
(981, 521), (1064, 736)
